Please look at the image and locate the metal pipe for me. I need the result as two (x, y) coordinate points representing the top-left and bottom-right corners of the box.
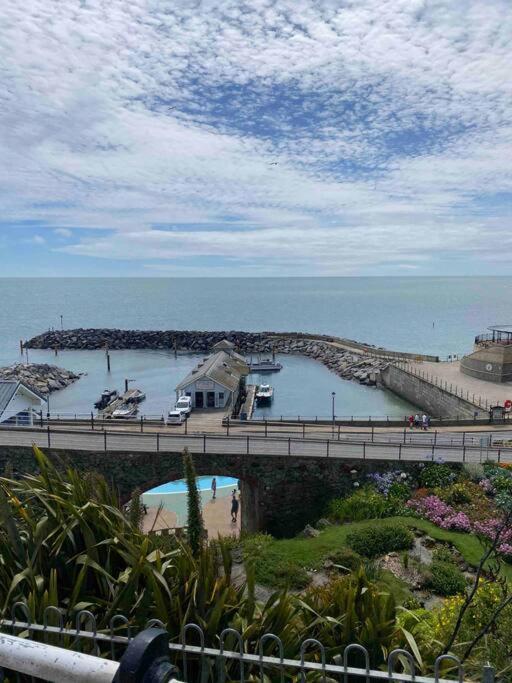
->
(0, 632), (119, 683)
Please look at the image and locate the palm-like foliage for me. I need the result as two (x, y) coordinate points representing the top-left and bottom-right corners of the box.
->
(0, 446), (424, 679)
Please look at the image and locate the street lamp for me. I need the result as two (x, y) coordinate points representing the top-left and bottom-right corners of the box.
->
(331, 391), (336, 434)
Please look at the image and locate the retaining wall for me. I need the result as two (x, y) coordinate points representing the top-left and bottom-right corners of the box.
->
(381, 365), (480, 419)
(1, 445), (426, 537)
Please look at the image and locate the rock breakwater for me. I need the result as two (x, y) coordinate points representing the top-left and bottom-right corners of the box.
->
(0, 363), (80, 395)
(25, 329), (388, 386)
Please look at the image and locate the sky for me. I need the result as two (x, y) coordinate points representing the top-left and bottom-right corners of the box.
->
(1, 0), (511, 277)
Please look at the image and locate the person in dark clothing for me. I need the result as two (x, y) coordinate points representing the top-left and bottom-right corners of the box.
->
(231, 491), (239, 523)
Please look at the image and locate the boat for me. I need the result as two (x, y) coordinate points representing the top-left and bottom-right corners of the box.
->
(256, 384), (274, 404)
(248, 358), (283, 373)
(124, 388), (146, 403)
(112, 403), (138, 419)
(94, 389), (118, 410)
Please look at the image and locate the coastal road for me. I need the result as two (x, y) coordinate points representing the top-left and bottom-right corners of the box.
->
(0, 425), (510, 464)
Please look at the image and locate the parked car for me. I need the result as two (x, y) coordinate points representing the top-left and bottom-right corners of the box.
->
(167, 410), (186, 425)
(175, 395), (192, 415)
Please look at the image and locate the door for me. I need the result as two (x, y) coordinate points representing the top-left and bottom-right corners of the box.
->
(195, 392), (204, 408)
(206, 391), (215, 408)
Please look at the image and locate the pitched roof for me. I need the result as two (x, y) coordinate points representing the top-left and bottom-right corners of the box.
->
(0, 381), (18, 415)
(176, 350), (249, 392)
(0, 380), (46, 418)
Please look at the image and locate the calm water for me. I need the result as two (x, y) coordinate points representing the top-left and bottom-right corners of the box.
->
(1, 277), (511, 417)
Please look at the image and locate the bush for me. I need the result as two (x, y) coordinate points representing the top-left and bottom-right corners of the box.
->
(346, 523), (414, 558)
(328, 488), (387, 522)
(268, 560), (310, 589)
(432, 546), (457, 565)
(427, 560), (466, 596)
(388, 481), (411, 500)
(420, 463), (456, 489)
(325, 547), (363, 571)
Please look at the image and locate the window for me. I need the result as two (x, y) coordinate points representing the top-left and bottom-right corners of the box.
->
(185, 392), (191, 397)
(218, 392), (224, 400)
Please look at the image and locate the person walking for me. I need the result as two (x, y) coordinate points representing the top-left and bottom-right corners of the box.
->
(422, 414), (428, 431)
(231, 490), (239, 524)
(414, 414), (420, 429)
(211, 477), (217, 500)
(408, 415), (414, 430)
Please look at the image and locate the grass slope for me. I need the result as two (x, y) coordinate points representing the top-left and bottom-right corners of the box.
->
(244, 517), (512, 589)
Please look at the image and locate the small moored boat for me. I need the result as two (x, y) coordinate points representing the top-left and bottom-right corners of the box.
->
(256, 384), (274, 404)
(112, 403), (138, 419)
(94, 389), (118, 410)
(248, 358), (283, 373)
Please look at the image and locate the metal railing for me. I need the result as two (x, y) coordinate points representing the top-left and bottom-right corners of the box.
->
(393, 362), (491, 410)
(0, 422), (510, 464)
(0, 605), (492, 683)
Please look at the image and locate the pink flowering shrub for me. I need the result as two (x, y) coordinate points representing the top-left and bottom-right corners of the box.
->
(473, 518), (512, 545)
(479, 478), (495, 495)
(407, 495), (471, 531)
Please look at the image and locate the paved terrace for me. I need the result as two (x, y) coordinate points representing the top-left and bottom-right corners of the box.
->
(406, 359), (512, 408)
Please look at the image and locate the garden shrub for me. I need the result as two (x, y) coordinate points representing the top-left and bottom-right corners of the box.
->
(432, 546), (457, 565)
(268, 560), (310, 589)
(346, 523), (414, 558)
(328, 487), (388, 522)
(427, 560), (466, 596)
(419, 463), (456, 489)
(325, 547), (363, 571)
(440, 482), (473, 505)
(388, 481), (411, 500)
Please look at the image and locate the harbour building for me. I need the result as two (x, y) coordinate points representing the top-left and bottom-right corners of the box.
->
(175, 340), (249, 409)
(0, 380), (46, 425)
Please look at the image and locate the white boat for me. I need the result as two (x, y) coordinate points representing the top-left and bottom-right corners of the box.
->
(248, 358), (283, 372)
(256, 384), (274, 404)
(124, 389), (146, 403)
(112, 404), (138, 419)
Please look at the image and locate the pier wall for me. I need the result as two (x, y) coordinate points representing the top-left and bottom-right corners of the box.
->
(0, 445), (425, 537)
(381, 365), (479, 419)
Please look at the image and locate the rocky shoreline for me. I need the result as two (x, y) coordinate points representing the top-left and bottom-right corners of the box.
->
(25, 329), (388, 386)
(0, 363), (80, 395)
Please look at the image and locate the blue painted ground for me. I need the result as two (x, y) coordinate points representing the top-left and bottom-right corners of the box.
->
(146, 475), (237, 495)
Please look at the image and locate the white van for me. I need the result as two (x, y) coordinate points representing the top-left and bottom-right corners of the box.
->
(167, 410), (186, 425)
(175, 395), (192, 415)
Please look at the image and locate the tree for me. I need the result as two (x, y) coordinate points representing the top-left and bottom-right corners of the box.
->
(182, 448), (205, 555)
(129, 487), (144, 530)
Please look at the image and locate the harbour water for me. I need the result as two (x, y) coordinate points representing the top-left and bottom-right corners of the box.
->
(1, 277), (511, 418)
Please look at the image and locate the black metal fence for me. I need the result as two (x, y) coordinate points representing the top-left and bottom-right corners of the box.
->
(0, 605), (492, 683)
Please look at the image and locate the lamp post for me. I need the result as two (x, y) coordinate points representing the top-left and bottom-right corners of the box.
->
(60, 315), (63, 331)
(331, 391), (336, 435)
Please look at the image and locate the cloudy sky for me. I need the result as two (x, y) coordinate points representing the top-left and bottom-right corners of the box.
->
(1, 0), (511, 276)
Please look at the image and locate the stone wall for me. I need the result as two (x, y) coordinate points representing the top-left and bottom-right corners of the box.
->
(461, 345), (512, 383)
(381, 365), (479, 419)
(0, 444), (425, 537)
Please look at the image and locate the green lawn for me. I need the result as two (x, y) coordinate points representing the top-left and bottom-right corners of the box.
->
(243, 517), (512, 589)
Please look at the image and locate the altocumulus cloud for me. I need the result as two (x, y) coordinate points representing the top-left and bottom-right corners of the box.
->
(1, 0), (512, 275)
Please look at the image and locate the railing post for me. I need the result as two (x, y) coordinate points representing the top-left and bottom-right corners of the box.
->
(203, 434), (206, 454)
(363, 442), (366, 460)
(90, 412), (94, 430)
(140, 415), (144, 433)
(326, 440), (329, 457)
(246, 434), (249, 455)
(371, 426), (374, 442)
(498, 449), (501, 463)
(104, 430), (107, 452)
(482, 664), (496, 683)
(463, 445), (466, 463)
(403, 429), (406, 444)
(338, 424), (340, 440)
(398, 443), (402, 460)
(47, 425), (51, 448)
(288, 438), (291, 455)
(156, 432), (160, 452)
(302, 422), (305, 438)
(265, 420), (268, 437)
(40, 410), (43, 428)
(434, 430), (437, 445)
(226, 417), (229, 436)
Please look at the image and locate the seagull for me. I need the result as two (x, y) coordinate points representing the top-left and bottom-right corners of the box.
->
(269, 162), (278, 166)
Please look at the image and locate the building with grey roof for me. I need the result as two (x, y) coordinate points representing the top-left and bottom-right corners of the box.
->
(175, 344), (249, 409)
(0, 380), (46, 425)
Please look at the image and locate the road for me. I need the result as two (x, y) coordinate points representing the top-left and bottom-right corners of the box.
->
(0, 425), (510, 464)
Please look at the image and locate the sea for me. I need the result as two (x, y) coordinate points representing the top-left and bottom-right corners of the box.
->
(1, 277), (511, 420)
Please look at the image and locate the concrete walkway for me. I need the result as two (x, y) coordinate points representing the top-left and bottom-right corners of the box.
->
(407, 360), (512, 407)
